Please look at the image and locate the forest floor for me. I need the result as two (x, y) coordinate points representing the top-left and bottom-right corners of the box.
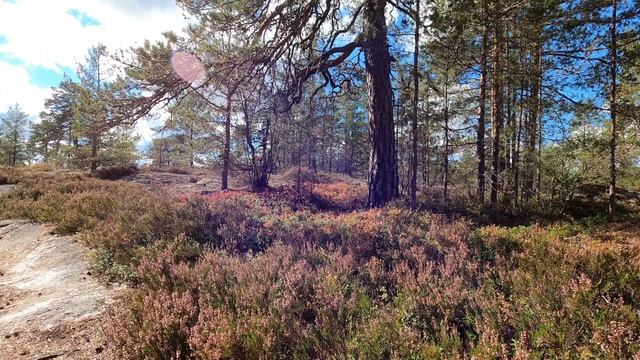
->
(0, 217), (122, 359)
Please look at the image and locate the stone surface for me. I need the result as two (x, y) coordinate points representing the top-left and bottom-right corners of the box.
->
(0, 220), (121, 359)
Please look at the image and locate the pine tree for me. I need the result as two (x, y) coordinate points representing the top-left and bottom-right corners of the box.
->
(0, 104), (29, 166)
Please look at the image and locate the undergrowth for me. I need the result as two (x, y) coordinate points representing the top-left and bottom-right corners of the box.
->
(1, 166), (639, 358)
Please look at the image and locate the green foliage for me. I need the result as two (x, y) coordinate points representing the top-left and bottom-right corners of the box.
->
(147, 93), (214, 169)
(0, 104), (30, 166)
(32, 46), (139, 170)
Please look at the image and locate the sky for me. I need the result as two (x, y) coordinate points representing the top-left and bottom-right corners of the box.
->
(0, 0), (187, 146)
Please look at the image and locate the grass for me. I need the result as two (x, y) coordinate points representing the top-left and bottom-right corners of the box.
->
(1, 165), (639, 359)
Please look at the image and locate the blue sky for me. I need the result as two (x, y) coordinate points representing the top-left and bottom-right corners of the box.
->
(0, 0), (186, 144)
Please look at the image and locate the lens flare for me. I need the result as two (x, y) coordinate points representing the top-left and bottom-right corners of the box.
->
(170, 51), (207, 87)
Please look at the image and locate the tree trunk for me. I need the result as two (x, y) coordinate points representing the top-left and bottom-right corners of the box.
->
(90, 135), (98, 172)
(410, 0), (420, 211)
(11, 131), (18, 166)
(536, 82), (543, 203)
(189, 123), (194, 168)
(364, 0), (398, 207)
(524, 37), (541, 202)
(490, 12), (503, 208)
(256, 108), (273, 190)
(477, 2), (488, 206)
(221, 93), (232, 190)
(514, 86), (525, 207)
(443, 72), (450, 204)
(158, 131), (164, 168)
(309, 99), (317, 173)
(608, 0), (618, 214)
(423, 85), (430, 194)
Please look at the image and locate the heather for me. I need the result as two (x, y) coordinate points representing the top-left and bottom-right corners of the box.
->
(108, 206), (640, 359)
(1, 167), (639, 358)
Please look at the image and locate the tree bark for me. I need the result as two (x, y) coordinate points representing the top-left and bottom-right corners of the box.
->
(364, 0), (398, 207)
(410, 0), (420, 211)
(443, 71), (450, 204)
(514, 86), (525, 207)
(477, 2), (488, 206)
(490, 10), (503, 208)
(524, 34), (542, 202)
(221, 92), (232, 190)
(11, 129), (18, 166)
(189, 123), (194, 168)
(536, 80), (543, 203)
(90, 135), (98, 172)
(608, 0), (618, 214)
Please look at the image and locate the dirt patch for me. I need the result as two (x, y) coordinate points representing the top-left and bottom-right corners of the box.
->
(0, 220), (122, 359)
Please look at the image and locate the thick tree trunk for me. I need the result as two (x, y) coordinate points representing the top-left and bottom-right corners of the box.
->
(364, 0), (398, 207)
(490, 14), (503, 208)
(477, 4), (488, 205)
(410, 0), (420, 211)
(608, 0), (618, 214)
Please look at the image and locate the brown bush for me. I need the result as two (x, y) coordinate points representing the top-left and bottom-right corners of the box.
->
(309, 181), (367, 211)
(278, 166), (361, 185)
(93, 165), (139, 180)
(108, 208), (640, 358)
(5, 167), (640, 358)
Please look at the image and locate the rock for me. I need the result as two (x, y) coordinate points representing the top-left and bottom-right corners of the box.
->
(0, 221), (120, 359)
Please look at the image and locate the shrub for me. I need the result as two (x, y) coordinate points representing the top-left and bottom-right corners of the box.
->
(93, 164), (139, 180)
(108, 211), (640, 359)
(309, 181), (367, 211)
(180, 193), (272, 253)
(278, 166), (361, 186)
(5, 167), (640, 358)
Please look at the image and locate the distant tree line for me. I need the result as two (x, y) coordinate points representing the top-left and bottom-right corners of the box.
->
(1, 46), (139, 170)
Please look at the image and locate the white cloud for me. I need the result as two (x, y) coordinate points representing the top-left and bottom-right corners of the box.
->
(0, 0), (187, 144)
(0, 61), (51, 118)
(0, 0), (186, 72)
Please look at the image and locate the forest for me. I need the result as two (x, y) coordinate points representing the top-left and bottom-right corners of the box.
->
(0, 0), (639, 358)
